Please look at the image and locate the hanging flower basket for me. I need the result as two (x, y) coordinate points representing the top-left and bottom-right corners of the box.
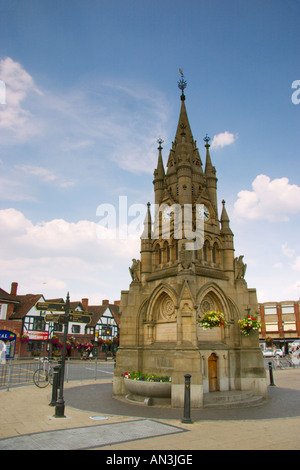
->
(238, 315), (261, 336)
(20, 334), (29, 343)
(198, 311), (228, 329)
(51, 335), (59, 345)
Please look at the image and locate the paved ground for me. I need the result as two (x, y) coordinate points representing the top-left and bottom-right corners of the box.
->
(1, 370), (300, 450)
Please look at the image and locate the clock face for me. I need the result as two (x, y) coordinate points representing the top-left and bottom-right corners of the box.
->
(162, 207), (173, 221)
(198, 204), (210, 221)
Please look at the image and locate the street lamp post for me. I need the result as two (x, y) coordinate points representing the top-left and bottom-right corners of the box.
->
(55, 292), (70, 418)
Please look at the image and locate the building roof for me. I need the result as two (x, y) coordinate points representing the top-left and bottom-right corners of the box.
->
(1, 283), (120, 329)
(87, 303), (120, 328)
(0, 288), (19, 303)
(10, 294), (43, 319)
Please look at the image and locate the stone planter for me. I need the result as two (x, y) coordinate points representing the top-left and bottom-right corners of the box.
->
(123, 378), (171, 406)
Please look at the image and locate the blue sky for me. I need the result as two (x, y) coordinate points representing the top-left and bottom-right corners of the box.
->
(0, 0), (299, 304)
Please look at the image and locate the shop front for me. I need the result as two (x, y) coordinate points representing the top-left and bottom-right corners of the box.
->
(20, 331), (49, 358)
(0, 330), (17, 359)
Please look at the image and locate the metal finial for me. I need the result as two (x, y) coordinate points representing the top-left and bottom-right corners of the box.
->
(178, 68), (187, 96)
(157, 137), (164, 149)
(203, 134), (211, 146)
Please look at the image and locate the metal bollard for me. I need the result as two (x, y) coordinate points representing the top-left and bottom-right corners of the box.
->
(182, 373), (192, 423)
(268, 361), (276, 386)
(49, 364), (60, 406)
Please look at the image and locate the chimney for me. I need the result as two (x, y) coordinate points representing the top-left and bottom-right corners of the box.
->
(102, 299), (109, 306)
(10, 282), (18, 296)
(81, 298), (89, 312)
(114, 300), (120, 306)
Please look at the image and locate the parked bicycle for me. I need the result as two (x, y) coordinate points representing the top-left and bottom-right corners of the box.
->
(33, 357), (54, 388)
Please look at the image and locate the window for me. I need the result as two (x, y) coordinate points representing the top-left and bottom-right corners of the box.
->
(53, 323), (63, 332)
(281, 305), (295, 314)
(203, 242), (207, 262)
(72, 325), (80, 334)
(265, 322), (278, 332)
(283, 321), (296, 331)
(32, 317), (45, 331)
(155, 245), (161, 265)
(264, 306), (277, 315)
(24, 316), (46, 331)
(212, 244), (216, 263)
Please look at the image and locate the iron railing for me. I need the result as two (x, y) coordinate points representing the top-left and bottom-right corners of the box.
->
(0, 357), (115, 391)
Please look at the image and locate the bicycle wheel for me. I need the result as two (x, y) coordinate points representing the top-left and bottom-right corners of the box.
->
(33, 368), (50, 388)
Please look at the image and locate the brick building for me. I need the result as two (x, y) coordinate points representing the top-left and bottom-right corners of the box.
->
(259, 300), (300, 352)
(0, 282), (119, 359)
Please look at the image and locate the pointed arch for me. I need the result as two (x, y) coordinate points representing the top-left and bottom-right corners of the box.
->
(196, 282), (231, 322)
(145, 282), (178, 323)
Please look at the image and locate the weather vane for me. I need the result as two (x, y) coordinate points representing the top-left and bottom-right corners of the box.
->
(203, 134), (211, 146)
(178, 68), (187, 97)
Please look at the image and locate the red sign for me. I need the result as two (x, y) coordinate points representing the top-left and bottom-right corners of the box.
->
(28, 331), (49, 341)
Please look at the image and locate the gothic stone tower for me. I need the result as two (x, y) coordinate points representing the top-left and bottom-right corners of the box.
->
(113, 76), (267, 408)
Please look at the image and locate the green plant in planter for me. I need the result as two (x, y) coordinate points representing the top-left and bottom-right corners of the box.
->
(122, 371), (171, 382)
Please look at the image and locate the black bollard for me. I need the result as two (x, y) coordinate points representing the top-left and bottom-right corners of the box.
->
(182, 374), (192, 423)
(49, 364), (60, 406)
(268, 361), (276, 386)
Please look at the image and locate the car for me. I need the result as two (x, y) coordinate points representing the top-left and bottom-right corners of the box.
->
(263, 348), (275, 357)
(275, 349), (283, 357)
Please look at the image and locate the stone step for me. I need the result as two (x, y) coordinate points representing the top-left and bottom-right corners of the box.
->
(203, 390), (265, 408)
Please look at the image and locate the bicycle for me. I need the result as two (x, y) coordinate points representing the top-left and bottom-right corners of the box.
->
(33, 357), (54, 388)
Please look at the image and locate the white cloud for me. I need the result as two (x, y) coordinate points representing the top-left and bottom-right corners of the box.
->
(234, 174), (300, 221)
(210, 131), (237, 149)
(292, 257), (300, 271)
(16, 165), (57, 182)
(0, 208), (140, 300)
(0, 208), (139, 261)
(0, 176), (37, 202)
(0, 57), (169, 176)
(282, 243), (296, 259)
(0, 57), (43, 142)
(15, 164), (75, 188)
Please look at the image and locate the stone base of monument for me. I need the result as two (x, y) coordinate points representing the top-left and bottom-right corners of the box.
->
(123, 378), (171, 406)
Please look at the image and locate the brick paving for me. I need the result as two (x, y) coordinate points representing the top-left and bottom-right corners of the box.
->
(1, 370), (300, 450)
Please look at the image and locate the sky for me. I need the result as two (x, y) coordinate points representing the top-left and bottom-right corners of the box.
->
(0, 0), (300, 305)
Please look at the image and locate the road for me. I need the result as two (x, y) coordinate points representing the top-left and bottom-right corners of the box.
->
(0, 359), (115, 389)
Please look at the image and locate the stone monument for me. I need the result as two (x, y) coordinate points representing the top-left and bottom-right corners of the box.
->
(113, 72), (267, 408)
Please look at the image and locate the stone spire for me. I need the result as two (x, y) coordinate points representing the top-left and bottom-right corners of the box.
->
(141, 202), (152, 240)
(155, 138), (165, 179)
(204, 135), (218, 214)
(140, 202), (153, 277)
(220, 200), (234, 275)
(204, 135), (214, 174)
(153, 138), (166, 205)
(220, 200), (233, 236)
